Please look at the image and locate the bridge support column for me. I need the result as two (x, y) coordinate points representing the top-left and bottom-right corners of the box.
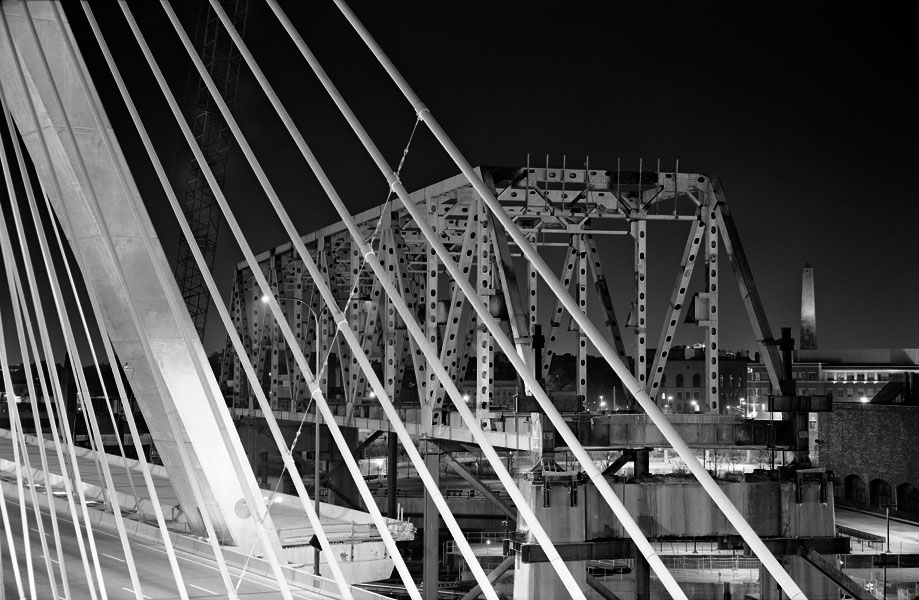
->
(514, 478), (586, 600)
(423, 442), (441, 600)
(387, 432), (398, 517)
(633, 544), (650, 600)
(328, 425), (361, 509)
(634, 449), (650, 477)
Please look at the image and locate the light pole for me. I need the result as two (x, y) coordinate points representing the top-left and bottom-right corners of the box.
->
(882, 502), (897, 599)
(262, 294), (325, 575)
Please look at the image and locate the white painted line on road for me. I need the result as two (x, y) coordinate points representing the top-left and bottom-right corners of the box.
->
(188, 583), (217, 595)
(38, 553), (60, 564)
(103, 552), (126, 563)
(121, 587), (152, 599)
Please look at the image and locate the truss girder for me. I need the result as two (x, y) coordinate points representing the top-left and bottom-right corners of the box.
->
(225, 168), (783, 428)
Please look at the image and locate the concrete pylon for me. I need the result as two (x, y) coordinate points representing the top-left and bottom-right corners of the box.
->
(800, 263), (817, 350)
(0, 0), (274, 552)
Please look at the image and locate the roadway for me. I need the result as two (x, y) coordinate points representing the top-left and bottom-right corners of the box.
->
(836, 507), (919, 554)
(1, 496), (331, 599)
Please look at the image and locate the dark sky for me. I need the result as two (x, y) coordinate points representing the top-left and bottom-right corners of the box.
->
(4, 1), (916, 363)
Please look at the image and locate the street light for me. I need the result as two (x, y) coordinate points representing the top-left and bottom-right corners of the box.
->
(882, 502), (897, 599)
(263, 293), (326, 575)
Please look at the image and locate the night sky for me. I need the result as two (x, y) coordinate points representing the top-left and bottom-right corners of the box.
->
(4, 2), (917, 363)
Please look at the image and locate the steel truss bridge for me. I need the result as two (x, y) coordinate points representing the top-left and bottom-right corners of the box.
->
(0, 2), (854, 600)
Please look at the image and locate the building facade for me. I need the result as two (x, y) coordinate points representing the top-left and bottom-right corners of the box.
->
(656, 346), (750, 414)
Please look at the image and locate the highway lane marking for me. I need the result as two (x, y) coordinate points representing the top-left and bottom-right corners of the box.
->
(38, 553), (61, 564)
(189, 583), (217, 595)
(121, 587), (152, 599)
(104, 553), (126, 563)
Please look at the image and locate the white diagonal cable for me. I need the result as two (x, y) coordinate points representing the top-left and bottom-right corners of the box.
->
(265, 3), (670, 597)
(331, 2), (805, 598)
(56, 2), (292, 597)
(0, 145), (101, 600)
(0, 219), (67, 599)
(0, 331), (27, 600)
(217, 2), (595, 598)
(41, 5), (192, 598)
(3, 5), (145, 595)
(15, 3), (249, 598)
(79, 3), (354, 597)
(156, 1), (503, 597)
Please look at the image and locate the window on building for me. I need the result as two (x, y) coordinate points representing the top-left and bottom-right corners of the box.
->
(694, 374), (702, 388)
(677, 391), (683, 400)
(676, 374), (684, 387)
(847, 388), (853, 397)
(693, 391), (700, 400)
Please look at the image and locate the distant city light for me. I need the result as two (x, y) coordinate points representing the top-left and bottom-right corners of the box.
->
(859, 396), (869, 403)
(368, 391), (376, 399)
(260, 295), (269, 303)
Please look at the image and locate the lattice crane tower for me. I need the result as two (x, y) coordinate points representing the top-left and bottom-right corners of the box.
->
(174, 0), (248, 339)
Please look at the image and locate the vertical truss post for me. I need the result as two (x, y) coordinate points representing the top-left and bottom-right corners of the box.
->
(632, 220), (648, 388)
(704, 193), (720, 413)
(576, 235), (588, 408)
(318, 238), (331, 397)
(380, 222), (398, 403)
(457, 314), (475, 396)
(269, 255), (284, 408)
(648, 220), (705, 399)
(475, 196), (494, 427)
(425, 199), (441, 425)
(343, 241), (361, 410)
(290, 259), (305, 407)
(527, 234), (538, 394)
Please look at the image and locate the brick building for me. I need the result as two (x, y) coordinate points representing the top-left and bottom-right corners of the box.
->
(656, 346), (750, 414)
(818, 403), (919, 515)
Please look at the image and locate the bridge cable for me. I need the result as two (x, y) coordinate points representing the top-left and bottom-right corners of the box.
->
(0, 151), (70, 598)
(0, 112), (106, 600)
(159, 1), (516, 597)
(35, 84), (193, 595)
(254, 2), (635, 597)
(7, 274), (83, 600)
(289, 0), (690, 594)
(331, 2), (808, 598)
(0, 326), (27, 600)
(4, 3), (170, 597)
(217, 0), (598, 596)
(102, 1), (413, 596)
(82, 3), (290, 599)
(82, 0), (352, 578)
(0, 82), (102, 599)
(0, 252), (57, 600)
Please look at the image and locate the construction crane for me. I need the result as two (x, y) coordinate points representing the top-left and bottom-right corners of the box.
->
(175, 0), (248, 340)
